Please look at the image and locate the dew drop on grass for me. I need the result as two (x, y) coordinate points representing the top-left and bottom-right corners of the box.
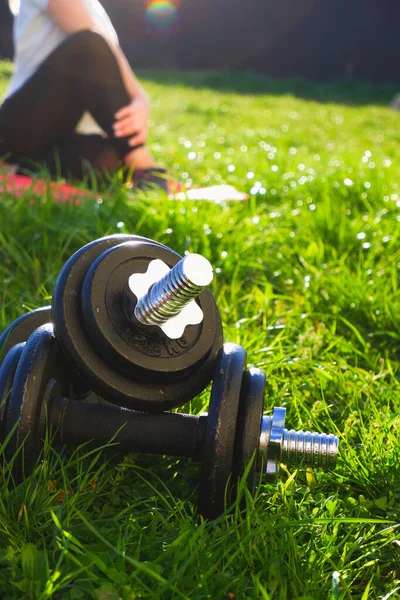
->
(344, 178), (353, 186)
(228, 164), (235, 172)
(362, 243), (371, 249)
(247, 172), (255, 179)
(356, 232), (366, 240)
(117, 221), (124, 229)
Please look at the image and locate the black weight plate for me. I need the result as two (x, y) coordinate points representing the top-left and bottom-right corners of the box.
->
(82, 240), (219, 376)
(52, 234), (165, 393)
(0, 343), (25, 440)
(0, 306), (99, 404)
(0, 307), (51, 367)
(199, 343), (247, 520)
(232, 368), (265, 499)
(4, 325), (70, 478)
(53, 235), (222, 412)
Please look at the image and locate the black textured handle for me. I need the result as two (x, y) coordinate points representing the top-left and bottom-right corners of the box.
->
(51, 397), (206, 460)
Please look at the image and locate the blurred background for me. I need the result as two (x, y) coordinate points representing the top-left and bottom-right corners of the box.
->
(0, 0), (399, 83)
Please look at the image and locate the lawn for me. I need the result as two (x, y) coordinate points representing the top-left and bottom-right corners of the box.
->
(1, 60), (400, 599)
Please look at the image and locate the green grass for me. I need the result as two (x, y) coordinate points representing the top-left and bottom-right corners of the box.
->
(1, 60), (400, 599)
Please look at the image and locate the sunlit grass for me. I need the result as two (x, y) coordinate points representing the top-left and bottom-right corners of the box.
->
(1, 61), (400, 598)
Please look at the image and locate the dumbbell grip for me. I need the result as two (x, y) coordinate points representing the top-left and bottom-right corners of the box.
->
(52, 397), (206, 461)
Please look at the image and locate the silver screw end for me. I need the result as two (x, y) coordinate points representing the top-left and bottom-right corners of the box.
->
(129, 254), (214, 338)
(181, 254), (214, 288)
(281, 429), (339, 470)
(258, 407), (339, 481)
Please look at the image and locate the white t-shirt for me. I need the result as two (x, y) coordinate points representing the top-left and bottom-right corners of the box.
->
(3, 0), (119, 134)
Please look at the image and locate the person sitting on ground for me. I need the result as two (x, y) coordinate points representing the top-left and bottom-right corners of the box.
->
(0, 0), (176, 192)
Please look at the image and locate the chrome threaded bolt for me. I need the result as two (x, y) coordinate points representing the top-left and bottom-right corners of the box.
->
(135, 254), (213, 324)
(128, 254), (214, 339)
(258, 407), (338, 480)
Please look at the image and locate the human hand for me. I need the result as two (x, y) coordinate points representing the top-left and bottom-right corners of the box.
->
(113, 94), (150, 146)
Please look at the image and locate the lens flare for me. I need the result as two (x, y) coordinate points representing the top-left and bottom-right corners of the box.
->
(145, 1), (178, 30)
(8, 0), (20, 16)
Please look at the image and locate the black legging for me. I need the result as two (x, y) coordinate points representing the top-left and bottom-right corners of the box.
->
(0, 30), (142, 180)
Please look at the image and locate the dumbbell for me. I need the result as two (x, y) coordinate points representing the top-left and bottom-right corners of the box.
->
(1, 325), (339, 519)
(52, 234), (223, 412)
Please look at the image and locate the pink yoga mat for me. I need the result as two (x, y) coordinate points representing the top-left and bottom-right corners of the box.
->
(0, 174), (94, 203)
(0, 174), (249, 203)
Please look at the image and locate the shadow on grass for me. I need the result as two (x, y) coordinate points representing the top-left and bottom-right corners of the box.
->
(137, 68), (399, 107)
